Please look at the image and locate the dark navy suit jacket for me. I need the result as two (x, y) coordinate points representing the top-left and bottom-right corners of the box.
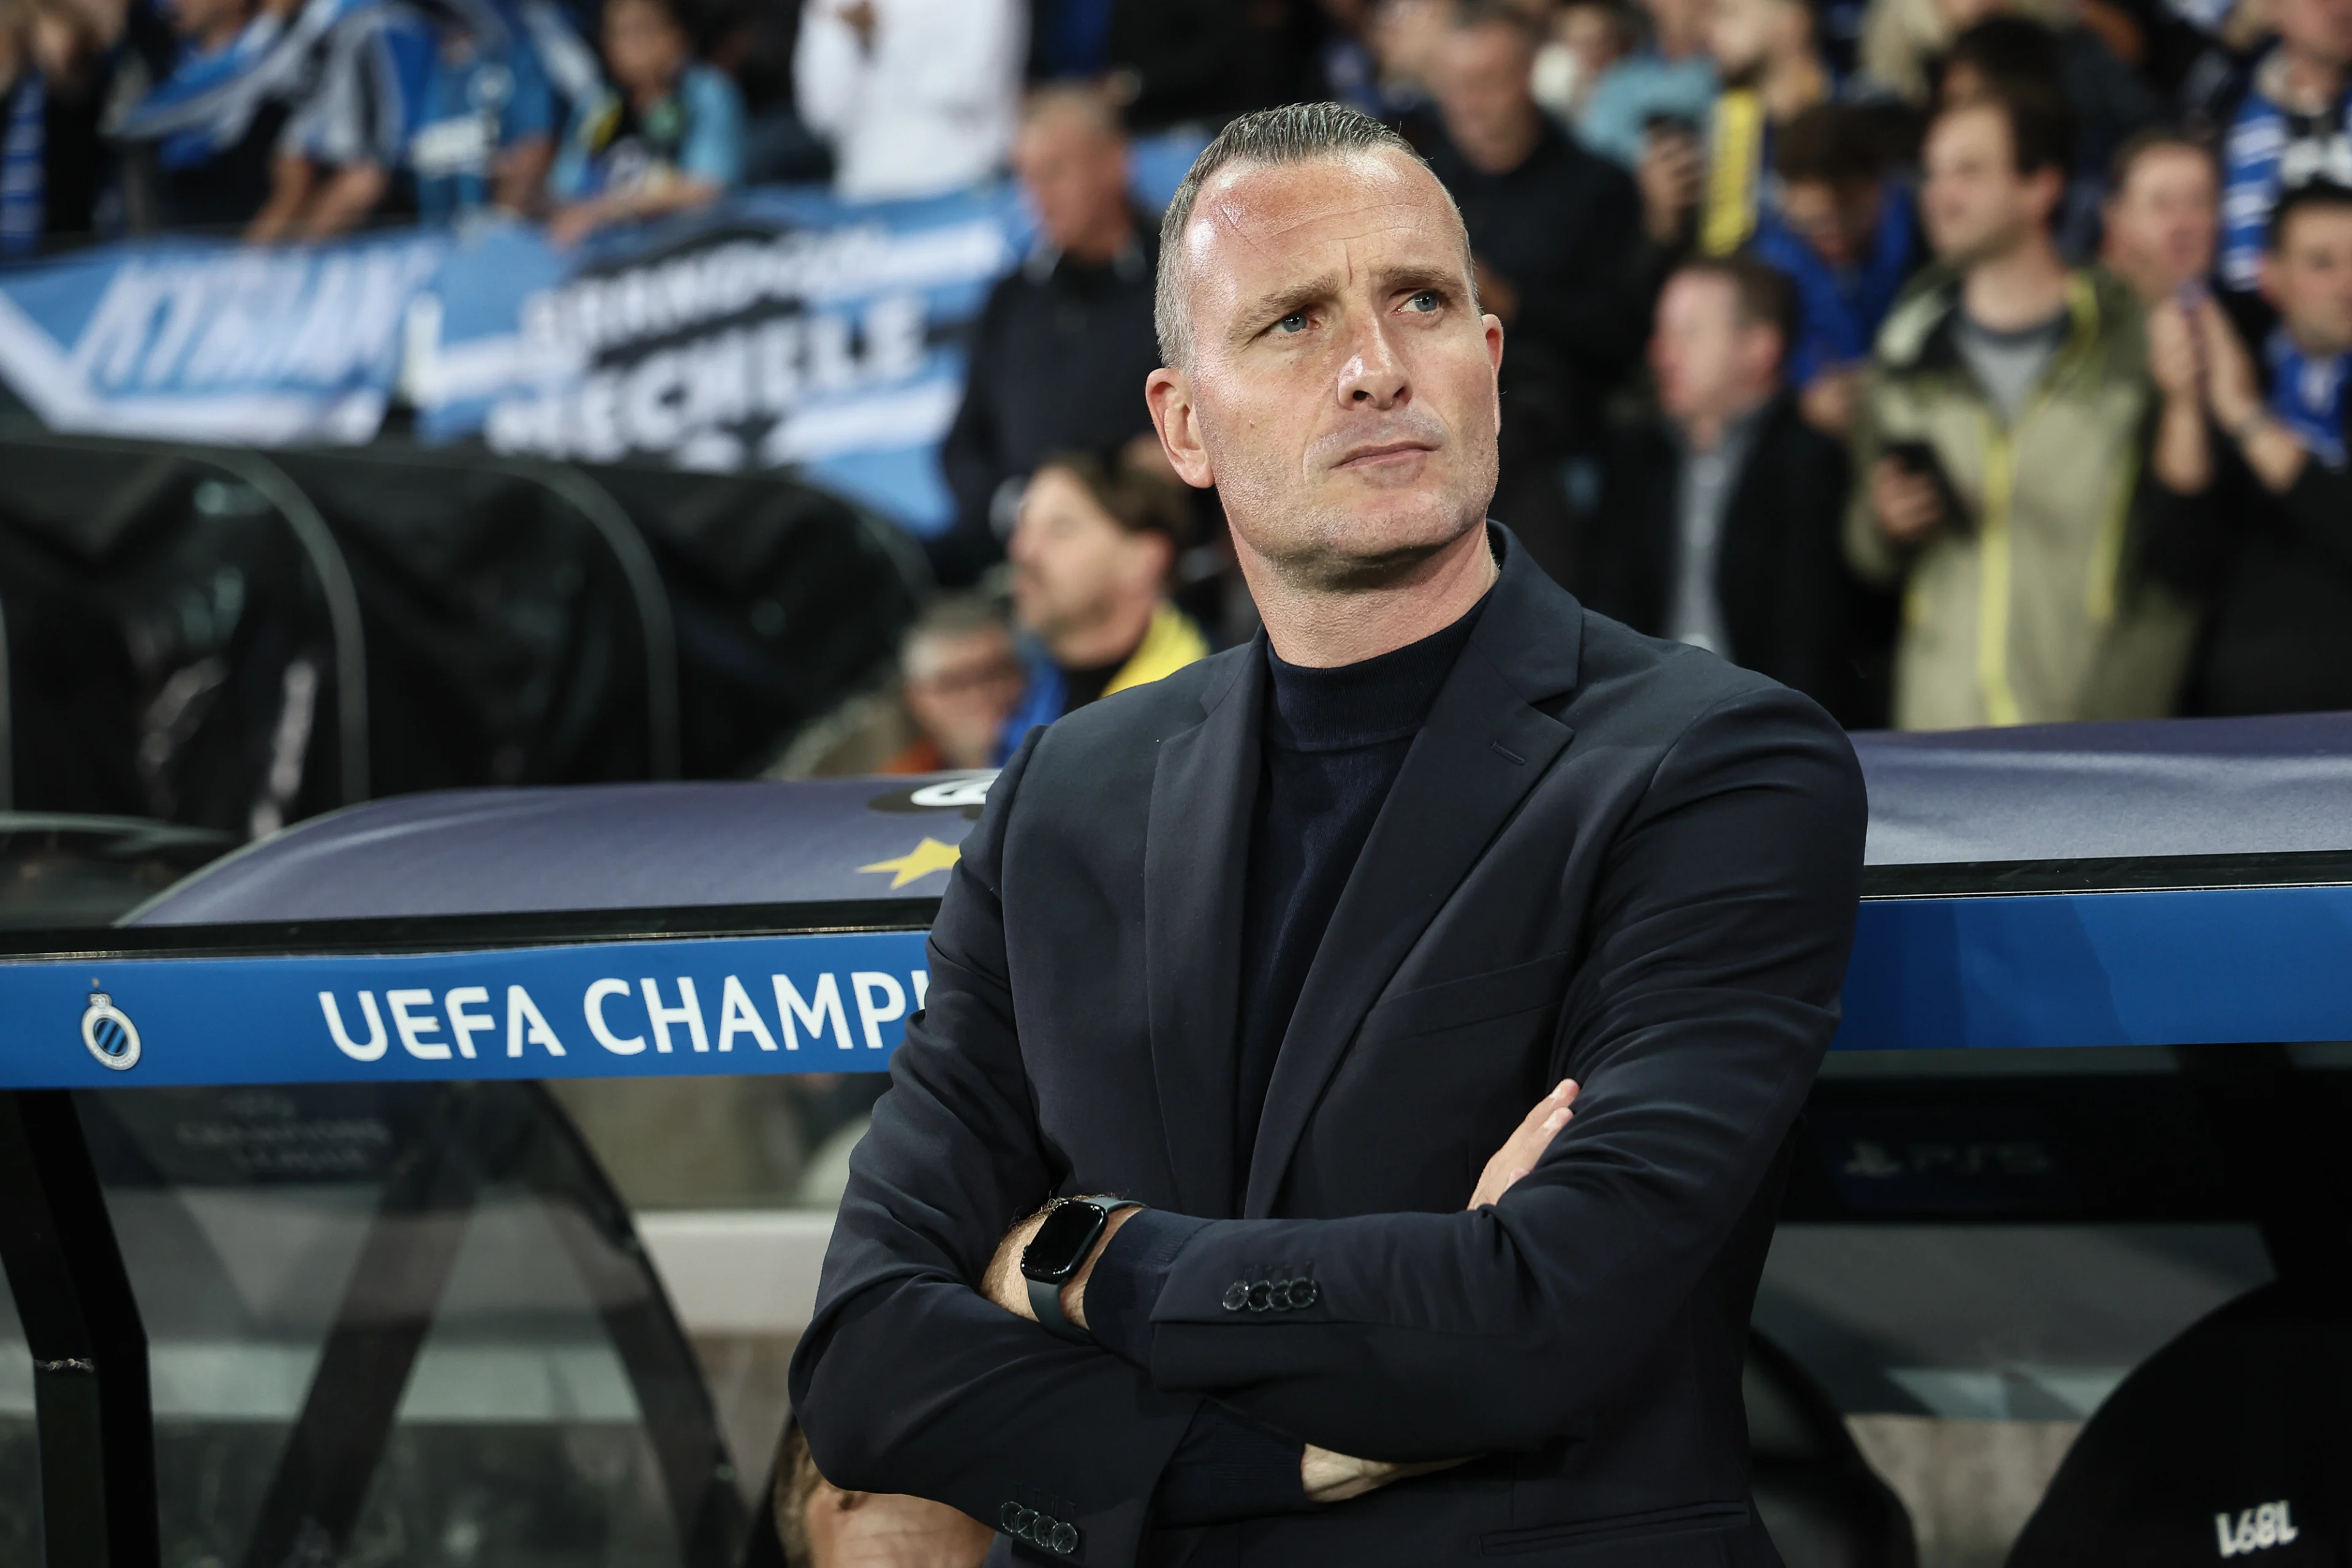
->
(788, 530), (1867, 1566)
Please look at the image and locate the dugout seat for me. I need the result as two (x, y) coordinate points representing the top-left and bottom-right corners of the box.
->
(1748, 1332), (1918, 1568)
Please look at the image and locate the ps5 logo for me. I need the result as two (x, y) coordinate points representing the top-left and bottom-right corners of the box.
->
(2215, 1501), (2298, 1557)
(80, 992), (141, 1071)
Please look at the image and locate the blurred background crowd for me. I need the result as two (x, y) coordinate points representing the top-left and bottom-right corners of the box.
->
(2, 0), (2349, 760)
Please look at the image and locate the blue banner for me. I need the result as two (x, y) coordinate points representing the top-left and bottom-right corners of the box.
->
(407, 189), (1028, 531)
(0, 929), (928, 1090)
(1836, 882), (2352, 1052)
(0, 230), (448, 443)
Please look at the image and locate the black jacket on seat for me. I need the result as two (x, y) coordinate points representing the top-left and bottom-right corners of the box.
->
(2008, 1282), (2352, 1567)
(789, 530), (1867, 1566)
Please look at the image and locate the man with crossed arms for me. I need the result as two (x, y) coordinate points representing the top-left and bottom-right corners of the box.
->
(791, 102), (1865, 1567)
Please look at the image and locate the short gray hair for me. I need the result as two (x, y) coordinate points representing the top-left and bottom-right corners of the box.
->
(1153, 102), (1461, 370)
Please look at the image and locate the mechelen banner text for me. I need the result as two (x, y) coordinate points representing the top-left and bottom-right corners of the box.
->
(0, 189), (1020, 533)
(0, 139), (1203, 535)
(0, 928), (930, 1090)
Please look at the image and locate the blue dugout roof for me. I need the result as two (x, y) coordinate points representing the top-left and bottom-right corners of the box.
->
(6, 715), (2352, 1091)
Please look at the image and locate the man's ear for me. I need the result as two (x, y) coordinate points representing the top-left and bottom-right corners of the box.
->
(2256, 251), (2282, 311)
(1145, 367), (1215, 489)
(1486, 312), (1506, 435)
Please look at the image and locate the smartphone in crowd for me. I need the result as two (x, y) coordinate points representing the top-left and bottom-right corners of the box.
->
(1884, 439), (1973, 535)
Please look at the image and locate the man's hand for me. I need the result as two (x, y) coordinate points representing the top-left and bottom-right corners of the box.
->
(1470, 1079), (1579, 1209)
(1637, 130), (1702, 247)
(1869, 456), (1945, 545)
(1300, 1446), (1472, 1504)
(981, 1200), (1139, 1330)
(1294, 1085), (1578, 1506)
(1799, 366), (1864, 439)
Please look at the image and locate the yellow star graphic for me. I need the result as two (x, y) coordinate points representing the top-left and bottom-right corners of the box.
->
(859, 836), (963, 890)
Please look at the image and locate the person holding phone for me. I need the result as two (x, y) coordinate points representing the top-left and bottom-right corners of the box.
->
(1844, 85), (2217, 729)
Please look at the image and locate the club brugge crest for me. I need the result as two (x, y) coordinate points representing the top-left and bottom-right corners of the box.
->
(80, 992), (141, 1071)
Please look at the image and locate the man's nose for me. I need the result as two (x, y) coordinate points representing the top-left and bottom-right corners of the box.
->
(1335, 318), (1411, 410)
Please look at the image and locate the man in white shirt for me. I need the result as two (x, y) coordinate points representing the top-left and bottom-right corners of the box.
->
(793, 0), (1025, 201)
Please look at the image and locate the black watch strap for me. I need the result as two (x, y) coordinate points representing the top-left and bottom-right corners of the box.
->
(1030, 1199), (1140, 1343)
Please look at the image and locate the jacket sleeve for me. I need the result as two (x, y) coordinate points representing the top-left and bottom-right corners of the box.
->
(1082, 687), (1865, 1460)
(786, 734), (1203, 1562)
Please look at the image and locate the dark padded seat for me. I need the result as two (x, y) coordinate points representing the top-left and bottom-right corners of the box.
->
(2007, 1283), (2352, 1566)
(1747, 1333), (1918, 1568)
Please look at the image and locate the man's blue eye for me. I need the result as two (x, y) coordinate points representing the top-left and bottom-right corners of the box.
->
(1406, 290), (1442, 312)
(1276, 311), (1309, 333)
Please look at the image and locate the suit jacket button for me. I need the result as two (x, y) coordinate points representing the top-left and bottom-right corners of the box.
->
(1289, 1278), (1317, 1308)
(1222, 1281), (1249, 1311)
(1247, 1281), (1272, 1311)
(1001, 1502), (1030, 1533)
(1049, 1520), (1080, 1554)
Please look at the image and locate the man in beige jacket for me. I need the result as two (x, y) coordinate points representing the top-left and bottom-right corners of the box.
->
(1847, 86), (2214, 729)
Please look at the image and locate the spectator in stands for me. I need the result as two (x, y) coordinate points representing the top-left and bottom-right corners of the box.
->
(795, 0), (1021, 200)
(1425, 0), (1653, 584)
(0, 1), (44, 254)
(2176, 183), (2352, 713)
(1532, 1), (1637, 122)
(126, 0), (285, 230)
(246, 2), (438, 243)
(1940, 12), (2159, 254)
(937, 86), (1162, 585)
(1586, 258), (1877, 720)
(768, 595), (1027, 777)
(548, 0), (743, 244)
(2217, 0), (2352, 292)
(773, 1420), (992, 1568)
(1846, 88), (2207, 728)
(995, 449), (1207, 761)
(1101, 0), (1327, 132)
(403, 0), (559, 225)
(1755, 103), (1923, 436)
(1577, 0), (1716, 168)
(2101, 128), (2220, 303)
(0, 0), (111, 252)
(1697, 0), (1831, 255)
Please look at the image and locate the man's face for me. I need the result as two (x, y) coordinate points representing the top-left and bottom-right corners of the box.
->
(2275, 0), (2352, 66)
(603, 0), (685, 97)
(1560, 2), (1630, 75)
(1650, 271), (1771, 424)
(2101, 148), (2218, 300)
(1008, 467), (1166, 643)
(902, 625), (1024, 771)
(1150, 151), (1501, 590)
(1431, 21), (1537, 159)
(2264, 206), (2352, 356)
(1708, 0), (1783, 80)
(1921, 104), (2048, 266)
(1778, 176), (1883, 270)
(1014, 109), (1131, 255)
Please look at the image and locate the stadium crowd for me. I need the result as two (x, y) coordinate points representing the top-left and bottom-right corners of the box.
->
(2, 0), (2349, 748)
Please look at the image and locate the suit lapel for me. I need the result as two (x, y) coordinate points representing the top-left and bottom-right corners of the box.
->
(1143, 644), (1264, 1218)
(1242, 541), (1582, 1216)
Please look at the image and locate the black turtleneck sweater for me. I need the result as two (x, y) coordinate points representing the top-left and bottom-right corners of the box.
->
(1088, 590), (1490, 1528)
(1231, 597), (1489, 1181)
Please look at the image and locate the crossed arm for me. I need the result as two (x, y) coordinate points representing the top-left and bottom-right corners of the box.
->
(788, 689), (1865, 1559)
(978, 1080), (1585, 1503)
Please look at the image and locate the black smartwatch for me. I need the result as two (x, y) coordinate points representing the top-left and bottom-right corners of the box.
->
(1020, 1196), (1141, 1343)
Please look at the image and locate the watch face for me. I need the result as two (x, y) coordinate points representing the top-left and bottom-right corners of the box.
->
(1022, 1202), (1106, 1284)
